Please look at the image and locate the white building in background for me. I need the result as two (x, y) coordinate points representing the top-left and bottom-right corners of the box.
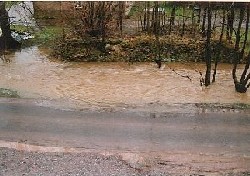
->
(7, 1), (36, 26)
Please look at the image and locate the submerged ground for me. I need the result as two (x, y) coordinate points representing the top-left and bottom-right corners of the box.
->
(0, 46), (249, 109)
(0, 47), (250, 175)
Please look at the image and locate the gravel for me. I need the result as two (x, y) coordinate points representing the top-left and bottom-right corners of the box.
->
(1, 148), (249, 176)
(0, 148), (140, 176)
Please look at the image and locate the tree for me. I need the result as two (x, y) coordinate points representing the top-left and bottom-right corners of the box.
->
(0, 1), (20, 49)
(146, 2), (150, 33)
(204, 2), (212, 86)
(181, 5), (186, 37)
(142, 2), (150, 34)
(169, 2), (176, 34)
(226, 3), (235, 41)
(212, 3), (226, 83)
(240, 4), (250, 84)
(201, 7), (207, 38)
(232, 3), (249, 93)
(239, 4), (249, 62)
(154, 1), (161, 68)
(118, 2), (125, 36)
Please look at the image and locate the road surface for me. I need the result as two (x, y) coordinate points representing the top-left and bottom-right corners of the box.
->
(0, 99), (250, 174)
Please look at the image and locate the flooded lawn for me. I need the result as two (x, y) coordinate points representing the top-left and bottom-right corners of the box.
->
(0, 47), (250, 175)
(0, 46), (249, 110)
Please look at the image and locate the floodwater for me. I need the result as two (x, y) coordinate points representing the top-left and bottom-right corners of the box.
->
(0, 46), (249, 110)
(0, 47), (250, 174)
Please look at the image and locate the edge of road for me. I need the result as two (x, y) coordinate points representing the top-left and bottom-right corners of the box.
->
(0, 97), (250, 175)
(1, 97), (250, 114)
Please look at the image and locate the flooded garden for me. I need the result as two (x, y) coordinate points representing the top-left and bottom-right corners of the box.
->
(0, 2), (250, 176)
(0, 46), (250, 111)
(0, 1), (249, 110)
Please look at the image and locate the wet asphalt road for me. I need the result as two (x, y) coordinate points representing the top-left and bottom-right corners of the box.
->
(0, 100), (250, 159)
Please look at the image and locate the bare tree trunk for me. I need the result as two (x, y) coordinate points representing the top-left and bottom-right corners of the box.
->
(0, 2), (20, 49)
(139, 15), (143, 31)
(146, 2), (150, 33)
(197, 5), (201, 24)
(142, 3), (146, 31)
(181, 6), (186, 37)
(229, 4), (235, 41)
(232, 5), (246, 93)
(118, 1), (124, 36)
(239, 4), (249, 63)
(191, 7), (195, 35)
(151, 6), (155, 30)
(60, 2), (65, 41)
(212, 10), (217, 31)
(100, 2), (106, 51)
(240, 52), (250, 86)
(212, 4), (225, 83)
(154, 1), (161, 68)
(201, 7), (207, 38)
(163, 10), (166, 27)
(205, 2), (212, 86)
(154, 1), (159, 50)
(169, 3), (176, 34)
(227, 3), (234, 41)
(240, 3), (250, 83)
(170, 3), (176, 26)
(89, 2), (94, 31)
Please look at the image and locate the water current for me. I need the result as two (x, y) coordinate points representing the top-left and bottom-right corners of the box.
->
(0, 46), (249, 110)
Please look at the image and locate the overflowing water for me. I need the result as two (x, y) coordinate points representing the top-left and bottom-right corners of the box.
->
(0, 46), (249, 110)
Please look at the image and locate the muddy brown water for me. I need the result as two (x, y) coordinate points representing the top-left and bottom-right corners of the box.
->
(0, 46), (249, 110)
(0, 47), (250, 174)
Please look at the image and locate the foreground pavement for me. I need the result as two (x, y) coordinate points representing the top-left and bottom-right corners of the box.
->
(0, 99), (249, 175)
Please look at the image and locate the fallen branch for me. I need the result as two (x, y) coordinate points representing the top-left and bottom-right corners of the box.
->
(165, 64), (192, 82)
(172, 68), (192, 81)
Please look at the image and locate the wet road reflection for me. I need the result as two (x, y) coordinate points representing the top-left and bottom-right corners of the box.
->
(0, 101), (249, 157)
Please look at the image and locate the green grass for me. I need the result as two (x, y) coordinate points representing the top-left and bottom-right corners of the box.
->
(10, 25), (33, 33)
(35, 26), (62, 43)
(0, 88), (20, 98)
(10, 24), (64, 47)
(26, 26), (64, 47)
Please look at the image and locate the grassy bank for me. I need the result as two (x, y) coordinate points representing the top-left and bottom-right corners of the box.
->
(11, 24), (240, 64)
(0, 88), (20, 98)
(10, 25), (63, 48)
(52, 33), (237, 63)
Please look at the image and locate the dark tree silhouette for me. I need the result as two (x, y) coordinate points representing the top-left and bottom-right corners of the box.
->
(212, 3), (226, 83)
(153, 1), (161, 68)
(181, 6), (186, 37)
(146, 2), (150, 33)
(201, 7), (207, 38)
(239, 4), (249, 62)
(232, 3), (249, 93)
(118, 2), (125, 36)
(169, 2), (176, 34)
(204, 2), (212, 86)
(226, 3), (235, 41)
(0, 2), (20, 49)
